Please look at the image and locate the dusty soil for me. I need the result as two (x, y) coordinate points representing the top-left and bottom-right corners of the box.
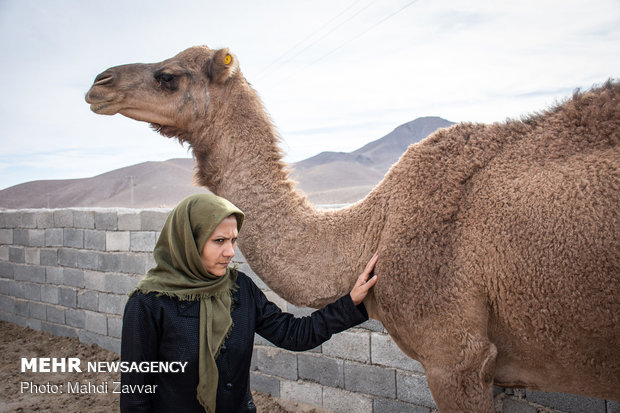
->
(0, 321), (326, 413)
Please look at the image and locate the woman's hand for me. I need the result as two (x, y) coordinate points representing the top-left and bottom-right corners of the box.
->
(349, 251), (379, 305)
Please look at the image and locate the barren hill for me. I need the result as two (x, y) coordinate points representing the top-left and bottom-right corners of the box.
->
(0, 117), (453, 209)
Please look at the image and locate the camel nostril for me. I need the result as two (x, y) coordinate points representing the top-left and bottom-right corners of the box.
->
(93, 72), (115, 86)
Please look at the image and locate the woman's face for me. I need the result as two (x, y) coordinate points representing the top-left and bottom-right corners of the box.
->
(200, 215), (238, 276)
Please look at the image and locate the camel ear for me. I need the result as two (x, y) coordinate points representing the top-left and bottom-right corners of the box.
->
(207, 48), (238, 83)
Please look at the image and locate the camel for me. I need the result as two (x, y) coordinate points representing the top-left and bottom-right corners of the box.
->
(85, 46), (620, 412)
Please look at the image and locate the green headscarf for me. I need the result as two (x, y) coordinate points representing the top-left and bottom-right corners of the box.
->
(134, 193), (244, 413)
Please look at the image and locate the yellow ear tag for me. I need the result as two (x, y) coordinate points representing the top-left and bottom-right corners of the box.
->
(224, 54), (232, 65)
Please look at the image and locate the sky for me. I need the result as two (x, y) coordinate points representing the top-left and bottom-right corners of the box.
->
(0, 0), (618, 190)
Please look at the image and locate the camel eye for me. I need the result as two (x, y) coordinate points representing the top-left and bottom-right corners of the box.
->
(157, 73), (175, 83)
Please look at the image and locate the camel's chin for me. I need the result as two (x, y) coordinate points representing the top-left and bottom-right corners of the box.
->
(89, 102), (119, 115)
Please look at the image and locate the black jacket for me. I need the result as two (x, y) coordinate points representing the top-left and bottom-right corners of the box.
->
(120, 271), (368, 413)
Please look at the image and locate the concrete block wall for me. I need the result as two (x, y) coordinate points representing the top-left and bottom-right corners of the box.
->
(1, 208), (618, 413)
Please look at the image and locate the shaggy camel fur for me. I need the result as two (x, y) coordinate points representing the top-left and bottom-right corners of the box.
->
(86, 46), (619, 412)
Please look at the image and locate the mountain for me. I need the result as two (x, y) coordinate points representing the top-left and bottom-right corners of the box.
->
(0, 117), (454, 209)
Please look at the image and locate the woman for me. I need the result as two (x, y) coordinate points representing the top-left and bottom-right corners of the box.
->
(120, 194), (378, 413)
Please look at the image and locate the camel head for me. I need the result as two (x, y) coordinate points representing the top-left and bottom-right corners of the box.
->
(85, 46), (241, 141)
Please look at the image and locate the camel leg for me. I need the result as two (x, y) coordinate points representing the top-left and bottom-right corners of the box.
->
(424, 337), (498, 413)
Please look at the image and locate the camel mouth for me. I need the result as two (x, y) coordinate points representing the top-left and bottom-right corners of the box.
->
(89, 101), (117, 114)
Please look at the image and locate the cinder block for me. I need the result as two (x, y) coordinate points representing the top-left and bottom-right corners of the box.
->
(608, 401), (620, 413)
(9, 280), (25, 298)
(84, 270), (106, 291)
(26, 318), (42, 331)
(120, 253), (147, 275)
(118, 212), (141, 231)
(59, 287), (77, 308)
(106, 231), (130, 251)
(502, 398), (537, 413)
(98, 293), (124, 315)
(77, 290), (98, 311)
(46, 305), (65, 324)
(396, 371), (436, 409)
(46, 267), (63, 284)
(264, 290), (288, 312)
(0, 229), (13, 244)
(344, 360), (395, 398)
(525, 390), (606, 413)
(0, 245), (8, 261)
(323, 330), (370, 363)
(280, 379), (322, 408)
(24, 248), (40, 265)
(0, 261), (15, 279)
(0, 211), (20, 228)
(104, 273), (140, 295)
(95, 211), (117, 230)
(36, 211), (54, 228)
(140, 210), (169, 231)
(59, 248), (79, 267)
(45, 228), (63, 246)
(73, 210), (95, 229)
(40, 248), (58, 266)
(298, 353), (344, 388)
(66, 308), (86, 329)
(324, 386), (373, 413)
(42, 321), (77, 338)
(63, 228), (84, 248)
(130, 232), (157, 252)
(20, 212), (37, 228)
(98, 253), (122, 273)
(14, 265), (46, 283)
(63, 268), (84, 288)
(77, 250), (99, 270)
(9, 246), (25, 263)
(85, 310), (107, 335)
(53, 210), (73, 227)
(107, 315), (122, 338)
(250, 371), (281, 397)
(0, 294), (15, 314)
(23, 283), (42, 301)
(371, 333), (425, 373)
(0, 279), (9, 294)
(84, 230), (106, 251)
(13, 229), (29, 245)
(254, 346), (298, 380)
(78, 330), (120, 354)
(41, 285), (60, 304)
(29, 301), (47, 320)
(373, 398), (430, 413)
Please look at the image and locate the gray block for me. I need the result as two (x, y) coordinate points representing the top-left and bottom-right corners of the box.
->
(41, 321), (77, 338)
(14, 265), (46, 283)
(46, 305), (65, 323)
(59, 287), (77, 308)
(41, 285), (60, 304)
(73, 211), (95, 229)
(29, 301), (47, 320)
(130, 231), (157, 252)
(120, 253), (147, 275)
(608, 400), (620, 413)
(63, 228), (84, 248)
(254, 347), (298, 380)
(372, 332), (425, 373)
(250, 371), (281, 397)
(95, 211), (117, 230)
(66, 308), (86, 329)
(106, 231), (130, 251)
(140, 210), (169, 231)
(118, 212), (141, 231)
(45, 228), (63, 246)
(0, 279), (9, 294)
(24, 248), (40, 265)
(26, 318), (42, 330)
(85, 310), (107, 335)
(526, 390), (606, 413)
(104, 273), (140, 295)
(98, 293), (124, 315)
(9, 280), (25, 298)
(53, 210), (74, 227)
(40, 248), (58, 266)
(323, 386), (373, 413)
(46, 267), (64, 284)
(63, 268), (84, 288)
(77, 250), (99, 270)
(59, 248), (78, 267)
(107, 315), (122, 338)
(0, 245), (7, 261)
(98, 253), (122, 272)
(344, 360), (396, 398)
(23, 283), (42, 301)
(298, 353), (344, 388)
(84, 230), (106, 251)
(9, 246), (25, 263)
(323, 329), (370, 363)
(84, 270), (106, 291)
(77, 290), (98, 311)
(36, 211), (54, 228)
(0, 228), (12, 244)
(13, 229), (29, 246)
(0, 211), (20, 228)
(78, 330), (120, 354)
(396, 371), (436, 409)
(20, 212), (37, 228)
(374, 398), (431, 413)
(0, 261), (15, 279)
(0, 294), (15, 314)
(502, 398), (538, 413)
